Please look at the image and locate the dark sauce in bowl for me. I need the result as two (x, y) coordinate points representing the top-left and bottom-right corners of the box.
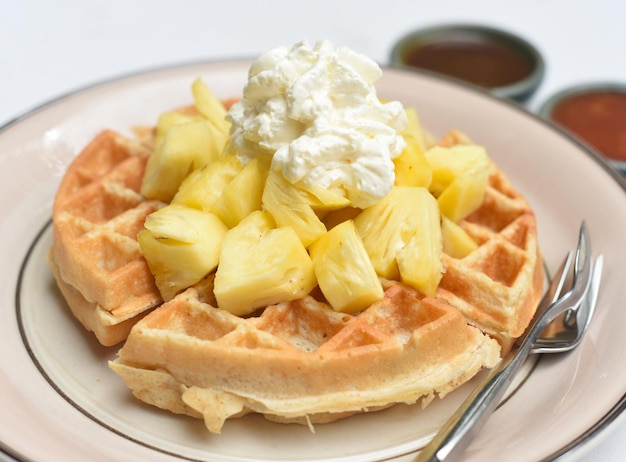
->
(403, 39), (533, 88)
(390, 25), (545, 102)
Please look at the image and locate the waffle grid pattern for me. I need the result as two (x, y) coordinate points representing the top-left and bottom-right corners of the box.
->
(111, 280), (501, 432)
(49, 130), (164, 345)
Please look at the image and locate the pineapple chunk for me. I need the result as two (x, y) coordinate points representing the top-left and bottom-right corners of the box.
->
(262, 169), (326, 247)
(354, 186), (443, 296)
(425, 144), (490, 221)
(138, 204), (228, 301)
(310, 220), (383, 314)
(294, 180), (351, 212)
(394, 135), (432, 188)
(154, 111), (203, 149)
(395, 188), (443, 296)
(172, 155), (243, 211)
(141, 120), (225, 202)
(437, 170), (489, 222)
(191, 78), (230, 140)
(441, 216), (478, 258)
(213, 158), (268, 228)
(401, 106), (429, 153)
(214, 211), (317, 316)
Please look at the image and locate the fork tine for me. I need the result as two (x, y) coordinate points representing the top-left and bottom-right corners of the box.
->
(577, 254), (603, 337)
(534, 251), (574, 349)
(535, 222), (593, 344)
(565, 221), (594, 322)
(539, 221), (589, 314)
(544, 250), (573, 308)
(573, 221), (593, 291)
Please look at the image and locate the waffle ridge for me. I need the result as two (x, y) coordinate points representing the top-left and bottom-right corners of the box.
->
(110, 279), (503, 432)
(48, 130), (164, 346)
(439, 163), (543, 347)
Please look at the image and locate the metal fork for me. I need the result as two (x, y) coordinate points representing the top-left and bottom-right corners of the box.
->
(415, 221), (603, 462)
(534, 249), (603, 354)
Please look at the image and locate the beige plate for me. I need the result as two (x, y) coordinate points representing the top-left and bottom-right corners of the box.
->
(1, 61), (625, 462)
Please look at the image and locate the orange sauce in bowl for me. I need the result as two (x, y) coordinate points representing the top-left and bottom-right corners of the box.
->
(551, 91), (626, 162)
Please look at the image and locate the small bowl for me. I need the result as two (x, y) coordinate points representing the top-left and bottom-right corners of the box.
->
(390, 24), (545, 102)
(540, 83), (626, 173)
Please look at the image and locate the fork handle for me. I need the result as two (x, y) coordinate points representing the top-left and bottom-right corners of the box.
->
(414, 346), (531, 462)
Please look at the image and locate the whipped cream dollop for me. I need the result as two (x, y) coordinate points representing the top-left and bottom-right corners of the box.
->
(226, 40), (407, 208)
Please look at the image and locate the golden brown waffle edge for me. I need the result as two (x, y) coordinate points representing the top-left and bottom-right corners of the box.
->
(109, 280), (502, 433)
(49, 130), (164, 346)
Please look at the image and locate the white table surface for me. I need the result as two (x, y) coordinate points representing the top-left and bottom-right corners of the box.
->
(1, 1), (624, 461)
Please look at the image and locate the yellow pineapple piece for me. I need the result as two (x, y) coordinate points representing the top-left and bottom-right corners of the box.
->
(213, 158), (268, 228)
(437, 170), (489, 222)
(154, 111), (203, 149)
(262, 170), (326, 247)
(138, 204), (228, 301)
(425, 144), (490, 221)
(214, 211), (317, 316)
(310, 220), (383, 314)
(395, 188), (443, 296)
(354, 186), (443, 296)
(294, 180), (351, 212)
(441, 216), (478, 258)
(141, 119), (225, 202)
(172, 155), (243, 212)
(425, 144), (489, 194)
(141, 79), (231, 203)
(401, 106), (429, 152)
(353, 187), (409, 279)
(393, 135), (432, 188)
(191, 78), (230, 141)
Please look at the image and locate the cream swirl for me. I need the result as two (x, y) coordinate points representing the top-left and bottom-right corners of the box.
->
(227, 40), (407, 207)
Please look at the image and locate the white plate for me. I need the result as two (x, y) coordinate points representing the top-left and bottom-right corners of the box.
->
(1, 61), (625, 462)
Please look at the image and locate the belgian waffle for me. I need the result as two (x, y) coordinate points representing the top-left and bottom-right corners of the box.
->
(50, 122), (542, 432)
(106, 135), (542, 432)
(48, 130), (164, 346)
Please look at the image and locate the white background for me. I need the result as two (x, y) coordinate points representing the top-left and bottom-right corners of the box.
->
(1, 1), (624, 461)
